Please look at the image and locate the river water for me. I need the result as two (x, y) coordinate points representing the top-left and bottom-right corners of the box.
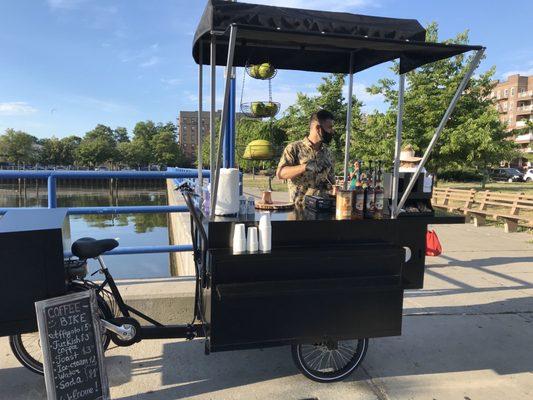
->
(0, 183), (172, 279)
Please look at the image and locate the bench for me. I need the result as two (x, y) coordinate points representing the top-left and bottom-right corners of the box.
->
(432, 187), (476, 219)
(465, 191), (533, 233)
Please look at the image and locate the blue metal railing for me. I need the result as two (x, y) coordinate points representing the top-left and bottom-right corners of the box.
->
(0, 169), (209, 257)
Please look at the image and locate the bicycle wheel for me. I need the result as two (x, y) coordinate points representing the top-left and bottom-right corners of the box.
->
(291, 338), (369, 383)
(10, 292), (112, 375)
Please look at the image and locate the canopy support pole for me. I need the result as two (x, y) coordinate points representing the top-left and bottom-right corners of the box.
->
(342, 52), (355, 190)
(210, 35), (216, 198)
(197, 42), (203, 194)
(210, 25), (238, 216)
(394, 48), (485, 217)
(391, 73), (405, 218)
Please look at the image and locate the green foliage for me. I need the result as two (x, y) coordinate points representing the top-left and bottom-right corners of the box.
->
(0, 128), (38, 164)
(362, 23), (518, 180)
(39, 135), (81, 165)
(75, 124), (118, 166)
(277, 73), (364, 172)
(119, 121), (185, 167)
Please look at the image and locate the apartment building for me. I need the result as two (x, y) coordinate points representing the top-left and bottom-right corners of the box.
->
(491, 74), (533, 167)
(177, 111), (219, 161)
(177, 110), (243, 162)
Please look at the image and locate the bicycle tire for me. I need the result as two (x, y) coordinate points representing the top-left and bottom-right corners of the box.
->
(9, 287), (113, 375)
(291, 338), (369, 383)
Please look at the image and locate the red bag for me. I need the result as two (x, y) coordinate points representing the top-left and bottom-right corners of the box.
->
(426, 230), (442, 256)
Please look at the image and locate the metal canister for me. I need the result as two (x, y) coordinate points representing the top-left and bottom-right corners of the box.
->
(336, 189), (353, 220)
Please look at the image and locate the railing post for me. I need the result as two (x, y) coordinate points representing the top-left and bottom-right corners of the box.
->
(47, 175), (57, 208)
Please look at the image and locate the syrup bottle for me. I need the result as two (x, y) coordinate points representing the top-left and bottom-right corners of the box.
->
(365, 161), (375, 219)
(374, 161), (384, 219)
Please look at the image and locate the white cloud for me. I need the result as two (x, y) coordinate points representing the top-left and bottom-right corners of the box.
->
(502, 66), (533, 79)
(140, 56), (160, 68)
(0, 102), (38, 116)
(249, 0), (378, 12)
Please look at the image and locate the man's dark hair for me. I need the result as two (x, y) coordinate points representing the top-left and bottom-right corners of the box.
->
(309, 109), (334, 128)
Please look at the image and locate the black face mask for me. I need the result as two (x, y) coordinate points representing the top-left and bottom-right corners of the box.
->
(319, 126), (334, 144)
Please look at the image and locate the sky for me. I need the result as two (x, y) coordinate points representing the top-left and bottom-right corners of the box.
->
(0, 0), (532, 139)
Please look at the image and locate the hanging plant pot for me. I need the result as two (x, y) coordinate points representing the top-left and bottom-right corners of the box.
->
(241, 101), (280, 118)
(246, 63), (277, 80)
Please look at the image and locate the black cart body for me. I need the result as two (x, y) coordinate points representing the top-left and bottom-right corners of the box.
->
(196, 209), (463, 353)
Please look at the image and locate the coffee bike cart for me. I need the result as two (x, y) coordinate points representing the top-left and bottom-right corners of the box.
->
(187, 0), (484, 382)
(0, 0), (484, 383)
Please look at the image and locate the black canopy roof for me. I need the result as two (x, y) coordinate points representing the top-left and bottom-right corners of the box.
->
(193, 0), (483, 74)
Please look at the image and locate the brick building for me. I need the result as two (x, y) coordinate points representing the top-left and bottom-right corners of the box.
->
(177, 110), (244, 162)
(490, 74), (533, 168)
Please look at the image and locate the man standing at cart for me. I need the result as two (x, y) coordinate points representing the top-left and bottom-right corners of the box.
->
(276, 110), (335, 206)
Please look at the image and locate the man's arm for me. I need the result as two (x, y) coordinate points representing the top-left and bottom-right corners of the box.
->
(276, 142), (309, 180)
(277, 163), (307, 180)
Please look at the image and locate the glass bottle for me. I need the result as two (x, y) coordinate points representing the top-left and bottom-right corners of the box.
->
(374, 161), (384, 219)
(365, 161), (375, 219)
(354, 162), (365, 218)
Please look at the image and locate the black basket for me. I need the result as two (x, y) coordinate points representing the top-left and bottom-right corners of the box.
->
(245, 64), (277, 80)
(241, 101), (280, 118)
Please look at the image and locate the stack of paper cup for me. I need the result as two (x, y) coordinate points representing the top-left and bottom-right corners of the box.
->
(258, 213), (272, 252)
(247, 227), (259, 253)
(232, 224), (246, 254)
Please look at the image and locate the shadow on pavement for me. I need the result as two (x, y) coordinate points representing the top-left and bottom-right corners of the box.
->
(406, 254), (533, 298)
(113, 340), (304, 399)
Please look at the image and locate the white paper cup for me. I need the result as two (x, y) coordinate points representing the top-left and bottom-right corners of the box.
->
(233, 224), (246, 254)
(247, 226), (259, 253)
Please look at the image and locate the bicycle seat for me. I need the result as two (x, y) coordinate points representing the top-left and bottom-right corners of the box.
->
(71, 237), (119, 259)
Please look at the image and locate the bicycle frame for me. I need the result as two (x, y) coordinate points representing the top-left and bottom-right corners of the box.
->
(93, 255), (204, 341)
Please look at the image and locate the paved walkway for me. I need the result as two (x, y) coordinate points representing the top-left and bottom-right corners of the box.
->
(1, 224), (532, 399)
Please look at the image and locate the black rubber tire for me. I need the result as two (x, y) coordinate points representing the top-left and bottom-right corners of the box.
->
(9, 288), (113, 375)
(291, 338), (369, 383)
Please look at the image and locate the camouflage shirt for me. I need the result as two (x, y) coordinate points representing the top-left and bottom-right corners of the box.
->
(277, 137), (335, 205)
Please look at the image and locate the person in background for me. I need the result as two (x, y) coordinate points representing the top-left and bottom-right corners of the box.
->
(276, 110), (335, 206)
(348, 159), (361, 190)
(399, 144), (432, 193)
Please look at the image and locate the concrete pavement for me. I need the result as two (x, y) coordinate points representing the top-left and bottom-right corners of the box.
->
(1, 223), (531, 399)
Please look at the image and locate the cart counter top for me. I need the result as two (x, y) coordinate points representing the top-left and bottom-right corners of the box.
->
(203, 208), (465, 225)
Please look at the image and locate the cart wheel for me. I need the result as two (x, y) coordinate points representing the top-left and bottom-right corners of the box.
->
(291, 338), (368, 383)
(109, 317), (142, 347)
(9, 294), (112, 375)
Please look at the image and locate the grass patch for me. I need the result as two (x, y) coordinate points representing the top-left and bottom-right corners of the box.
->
(242, 173), (288, 192)
(437, 180), (533, 195)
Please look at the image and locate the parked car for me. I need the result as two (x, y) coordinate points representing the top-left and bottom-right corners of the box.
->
(523, 168), (533, 182)
(490, 168), (524, 182)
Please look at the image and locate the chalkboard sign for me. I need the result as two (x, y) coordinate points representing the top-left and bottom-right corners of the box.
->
(36, 290), (109, 400)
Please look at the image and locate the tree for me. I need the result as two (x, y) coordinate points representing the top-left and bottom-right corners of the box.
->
(60, 136), (82, 165)
(119, 121), (184, 167)
(0, 128), (38, 165)
(39, 137), (64, 165)
(113, 127), (130, 143)
(364, 23), (517, 182)
(75, 124), (118, 167)
(150, 125), (184, 166)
